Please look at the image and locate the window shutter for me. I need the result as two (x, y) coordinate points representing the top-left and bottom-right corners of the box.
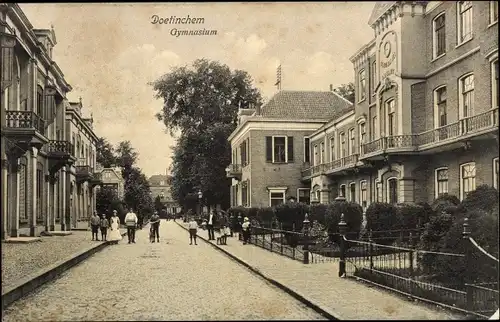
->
(287, 136), (294, 162)
(266, 137), (272, 162)
(304, 138), (310, 163)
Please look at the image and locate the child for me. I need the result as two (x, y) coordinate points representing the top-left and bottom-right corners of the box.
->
(219, 225), (227, 245)
(188, 217), (198, 245)
(100, 214), (109, 241)
(225, 225), (231, 240)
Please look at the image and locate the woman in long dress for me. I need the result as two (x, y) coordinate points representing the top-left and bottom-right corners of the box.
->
(108, 211), (122, 244)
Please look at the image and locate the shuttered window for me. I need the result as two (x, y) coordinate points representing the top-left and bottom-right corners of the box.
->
(287, 136), (294, 162)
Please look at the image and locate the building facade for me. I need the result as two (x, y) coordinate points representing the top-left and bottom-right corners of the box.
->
(99, 167), (125, 200)
(227, 90), (353, 208)
(227, 1), (498, 210)
(0, 3), (101, 239)
(304, 1), (498, 209)
(149, 174), (180, 214)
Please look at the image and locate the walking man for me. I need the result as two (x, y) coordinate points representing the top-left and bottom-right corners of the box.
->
(207, 210), (216, 240)
(150, 211), (161, 243)
(100, 214), (109, 241)
(188, 216), (198, 245)
(124, 208), (138, 244)
(90, 211), (101, 241)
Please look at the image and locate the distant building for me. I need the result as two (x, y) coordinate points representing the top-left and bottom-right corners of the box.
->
(148, 174), (180, 214)
(99, 167), (125, 200)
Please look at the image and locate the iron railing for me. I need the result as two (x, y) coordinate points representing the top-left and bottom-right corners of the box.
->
(46, 140), (74, 155)
(4, 110), (46, 135)
(247, 226), (305, 262)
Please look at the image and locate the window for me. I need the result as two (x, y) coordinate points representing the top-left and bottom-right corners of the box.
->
(459, 74), (474, 119)
(375, 180), (381, 202)
(435, 167), (449, 198)
(494, 158), (499, 189)
(313, 144), (318, 166)
(265, 136), (293, 163)
(386, 99), (396, 136)
(297, 188), (311, 204)
(492, 59), (498, 109)
(349, 182), (356, 202)
(348, 128), (355, 155)
(371, 61), (377, 94)
(37, 89), (44, 119)
(372, 115), (378, 140)
(360, 180), (368, 211)
(242, 180), (249, 207)
(329, 137), (335, 162)
(433, 13), (446, 58)
(434, 86), (448, 128)
(457, 1), (473, 44)
(359, 69), (366, 101)
(269, 188), (286, 207)
(320, 142), (325, 164)
(460, 162), (476, 200)
(240, 139), (248, 167)
(304, 137), (310, 163)
(36, 163), (44, 222)
(387, 178), (398, 204)
(359, 122), (366, 154)
(339, 184), (346, 198)
(490, 1), (498, 24)
(339, 132), (346, 158)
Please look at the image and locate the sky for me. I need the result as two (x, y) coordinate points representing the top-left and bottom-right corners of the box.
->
(20, 2), (376, 177)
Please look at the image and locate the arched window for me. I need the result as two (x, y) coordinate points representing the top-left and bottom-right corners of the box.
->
(358, 69), (366, 101)
(387, 177), (398, 204)
(339, 184), (346, 198)
(457, 1), (473, 44)
(435, 167), (449, 198)
(460, 162), (476, 200)
(385, 99), (396, 136)
(349, 182), (356, 202)
(434, 86), (447, 128)
(360, 180), (368, 211)
(459, 73), (474, 119)
(339, 132), (346, 158)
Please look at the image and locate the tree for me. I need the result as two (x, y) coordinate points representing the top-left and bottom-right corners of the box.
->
(333, 83), (355, 103)
(96, 186), (126, 220)
(123, 167), (154, 216)
(95, 137), (117, 168)
(115, 140), (138, 178)
(151, 59), (263, 210)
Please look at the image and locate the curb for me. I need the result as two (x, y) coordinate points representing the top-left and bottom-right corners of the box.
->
(175, 222), (340, 320)
(1, 230), (127, 310)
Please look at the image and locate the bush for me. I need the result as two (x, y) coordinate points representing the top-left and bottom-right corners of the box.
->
(274, 202), (309, 231)
(460, 185), (499, 214)
(256, 207), (275, 227)
(396, 202), (432, 230)
(325, 201), (363, 236)
(227, 206), (248, 219)
(431, 193), (461, 215)
(365, 202), (398, 232)
(308, 204), (328, 226)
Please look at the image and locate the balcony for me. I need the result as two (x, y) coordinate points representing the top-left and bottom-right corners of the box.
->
(45, 140), (76, 176)
(302, 154), (359, 180)
(2, 110), (48, 158)
(360, 108), (499, 160)
(75, 160), (92, 183)
(226, 164), (242, 180)
(89, 171), (103, 188)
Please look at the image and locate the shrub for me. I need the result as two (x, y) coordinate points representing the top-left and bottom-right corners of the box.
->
(227, 206), (248, 218)
(274, 202), (309, 231)
(460, 185), (499, 214)
(365, 202), (398, 232)
(256, 207), (275, 227)
(246, 207), (260, 221)
(325, 201), (363, 235)
(308, 204), (328, 226)
(431, 193), (461, 216)
(396, 202), (433, 230)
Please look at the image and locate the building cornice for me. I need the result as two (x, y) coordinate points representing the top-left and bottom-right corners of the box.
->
(308, 110), (355, 139)
(349, 39), (376, 69)
(66, 108), (99, 142)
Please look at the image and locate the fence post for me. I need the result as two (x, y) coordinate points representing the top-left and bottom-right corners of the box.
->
(303, 213), (310, 264)
(270, 228), (273, 252)
(280, 223), (284, 255)
(369, 229), (374, 273)
(338, 213), (347, 278)
(462, 217), (474, 315)
(408, 232), (414, 277)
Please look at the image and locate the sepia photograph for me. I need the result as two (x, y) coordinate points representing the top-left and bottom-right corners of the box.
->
(0, 1), (498, 321)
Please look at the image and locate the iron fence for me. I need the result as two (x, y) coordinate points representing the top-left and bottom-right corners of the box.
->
(248, 227), (305, 262)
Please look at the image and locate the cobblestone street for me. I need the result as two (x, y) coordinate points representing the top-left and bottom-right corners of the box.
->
(1, 220), (325, 321)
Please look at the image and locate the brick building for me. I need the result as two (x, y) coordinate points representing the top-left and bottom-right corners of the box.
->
(227, 1), (498, 209)
(1, 3), (102, 238)
(227, 90), (353, 208)
(99, 167), (125, 200)
(148, 174), (180, 214)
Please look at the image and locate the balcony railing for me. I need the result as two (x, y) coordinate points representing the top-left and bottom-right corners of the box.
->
(4, 110), (45, 135)
(76, 165), (92, 177)
(46, 140), (74, 156)
(307, 154), (359, 177)
(226, 164), (242, 178)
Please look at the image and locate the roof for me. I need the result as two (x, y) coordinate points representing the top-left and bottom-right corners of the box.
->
(368, 2), (396, 26)
(148, 175), (172, 186)
(258, 90), (353, 121)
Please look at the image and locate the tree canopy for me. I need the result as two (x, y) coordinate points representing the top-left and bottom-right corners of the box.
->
(333, 82), (355, 104)
(96, 137), (117, 168)
(151, 59), (263, 210)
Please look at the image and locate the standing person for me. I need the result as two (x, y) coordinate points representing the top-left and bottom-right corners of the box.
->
(137, 213), (143, 230)
(229, 213), (235, 237)
(100, 214), (109, 241)
(90, 212), (101, 241)
(241, 217), (251, 245)
(108, 210), (122, 244)
(207, 210), (216, 241)
(188, 216), (198, 245)
(150, 211), (161, 243)
(124, 208), (138, 244)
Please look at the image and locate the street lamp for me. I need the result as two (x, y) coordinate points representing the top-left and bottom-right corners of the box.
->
(302, 213), (311, 264)
(197, 189), (203, 216)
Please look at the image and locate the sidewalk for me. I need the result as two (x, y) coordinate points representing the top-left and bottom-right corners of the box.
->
(1, 228), (126, 289)
(179, 223), (463, 320)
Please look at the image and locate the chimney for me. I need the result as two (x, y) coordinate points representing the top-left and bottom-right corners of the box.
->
(329, 84), (333, 92)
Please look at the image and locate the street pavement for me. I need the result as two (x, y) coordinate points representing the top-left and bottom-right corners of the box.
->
(1, 220), (325, 321)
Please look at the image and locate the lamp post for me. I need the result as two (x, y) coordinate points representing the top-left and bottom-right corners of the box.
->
(303, 213), (311, 264)
(197, 189), (203, 217)
(338, 213), (348, 277)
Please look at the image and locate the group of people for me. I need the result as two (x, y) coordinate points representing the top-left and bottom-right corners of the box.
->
(89, 208), (161, 244)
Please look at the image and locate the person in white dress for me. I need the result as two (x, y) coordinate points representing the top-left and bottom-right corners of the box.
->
(108, 210), (122, 244)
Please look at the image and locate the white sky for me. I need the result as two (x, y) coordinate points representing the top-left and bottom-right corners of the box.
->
(20, 2), (375, 176)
